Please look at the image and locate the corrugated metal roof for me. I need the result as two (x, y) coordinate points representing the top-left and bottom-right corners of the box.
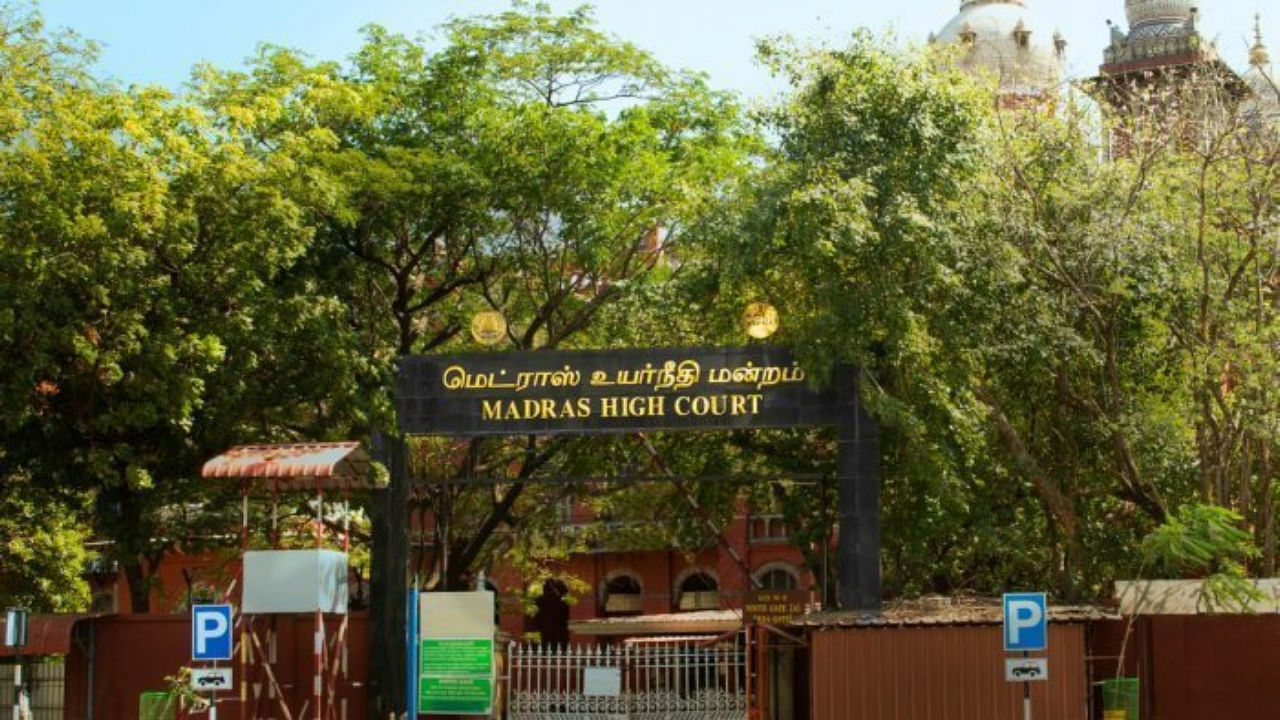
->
(570, 609), (743, 636)
(797, 596), (1117, 628)
(1115, 578), (1280, 614)
(201, 442), (382, 490)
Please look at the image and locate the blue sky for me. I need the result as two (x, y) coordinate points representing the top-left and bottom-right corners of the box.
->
(36, 1), (1271, 99)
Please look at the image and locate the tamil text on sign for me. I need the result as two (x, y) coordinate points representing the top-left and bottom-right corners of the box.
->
(397, 347), (850, 436)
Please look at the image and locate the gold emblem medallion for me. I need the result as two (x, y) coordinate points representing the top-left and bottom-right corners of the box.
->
(470, 311), (508, 345)
(742, 302), (779, 339)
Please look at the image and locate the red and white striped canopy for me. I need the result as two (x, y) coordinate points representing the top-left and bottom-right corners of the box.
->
(201, 442), (381, 491)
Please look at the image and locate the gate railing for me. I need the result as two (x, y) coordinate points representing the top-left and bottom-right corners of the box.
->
(507, 635), (747, 720)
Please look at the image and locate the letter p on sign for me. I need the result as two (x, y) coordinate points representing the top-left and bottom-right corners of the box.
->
(192, 604), (233, 661)
(1002, 592), (1047, 651)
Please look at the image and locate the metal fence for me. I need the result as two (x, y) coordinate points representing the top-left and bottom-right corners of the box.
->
(0, 661), (65, 720)
(508, 635), (747, 720)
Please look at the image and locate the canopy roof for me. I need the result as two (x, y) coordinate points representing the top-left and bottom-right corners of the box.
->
(569, 610), (742, 636)
(201, 442), (382, 491)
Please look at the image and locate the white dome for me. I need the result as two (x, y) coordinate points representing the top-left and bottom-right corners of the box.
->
(1126, 0), (1192, 30)
(935, 1), (1064, 97)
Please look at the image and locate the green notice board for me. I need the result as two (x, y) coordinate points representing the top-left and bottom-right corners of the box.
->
(421, 638), (493, 676)
(419, 638), (493, 715)
(419, 591), (496, 717)
(419, 676), (494, 715)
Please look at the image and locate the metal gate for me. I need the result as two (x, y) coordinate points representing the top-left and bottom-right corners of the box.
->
(0, 661), (65, 720)
(507, 634), (749, 720)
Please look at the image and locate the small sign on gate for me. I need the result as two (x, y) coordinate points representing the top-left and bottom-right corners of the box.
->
(743, 590), (808, 626)
(1004, 657), (1048, 682)
(190, 667), (234, 691)
(583, 667), (622, 697)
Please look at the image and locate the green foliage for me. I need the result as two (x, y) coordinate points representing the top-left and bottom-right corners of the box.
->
(0, 474), (90, 611)
(0, 4), (368, 610)
(715, 32), (1279, 603)
(1142, 503), (1258, 578)
(1140, 503), (1264, 612)
(2, 0), (1274, 620)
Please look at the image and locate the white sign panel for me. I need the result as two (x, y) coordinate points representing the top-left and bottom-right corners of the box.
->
(4, 608), (28, 648)
(583, 667), (622, 697)
(1004, 657), (1048, 682)
(419, 591), (495, 640)
(190, 667), (234, 691)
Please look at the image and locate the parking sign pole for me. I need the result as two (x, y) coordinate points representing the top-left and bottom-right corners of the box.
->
(1024, 648), (1034, 717)
(11, 659), (19, 720)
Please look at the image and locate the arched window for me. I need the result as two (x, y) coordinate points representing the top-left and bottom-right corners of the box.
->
(676, 570), (719, 611)
(757, 568), (799, 591)
(603, 573), (643, 614)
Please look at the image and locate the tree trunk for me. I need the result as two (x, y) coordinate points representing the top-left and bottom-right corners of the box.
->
(368, 432), (409, 719)
(122, 557), (151, 614)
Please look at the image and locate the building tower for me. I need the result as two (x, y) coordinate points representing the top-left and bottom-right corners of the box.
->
(1100, 0), (1214, 72)
(931, 0), (1066, 102)
(1242, 14), (1280, 129)
(1091, 1), (1248, 156)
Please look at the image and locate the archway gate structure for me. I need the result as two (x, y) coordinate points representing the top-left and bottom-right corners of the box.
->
(392, 347), (879, 716)
(394, 345), (881, 611)
(389, 347), (878, 716)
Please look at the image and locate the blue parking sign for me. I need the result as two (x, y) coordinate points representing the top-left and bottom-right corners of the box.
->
(1002, 592), (1047, 651)
(192, 604), (233, 661)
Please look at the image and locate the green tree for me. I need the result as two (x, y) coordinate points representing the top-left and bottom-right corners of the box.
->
(194, 5), (750, 713)
(0, 473), (90, 612)
(0, 6), (367, 612)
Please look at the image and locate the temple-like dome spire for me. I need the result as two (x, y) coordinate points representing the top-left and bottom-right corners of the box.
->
(1251, 13), (1271, 68)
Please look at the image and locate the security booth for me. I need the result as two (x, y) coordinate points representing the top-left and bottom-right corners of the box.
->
(198, 441), (382, 720)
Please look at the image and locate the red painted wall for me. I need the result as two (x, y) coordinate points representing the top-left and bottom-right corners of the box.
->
(1090, 615), (1280, 719)
(64, 613), (368, 720)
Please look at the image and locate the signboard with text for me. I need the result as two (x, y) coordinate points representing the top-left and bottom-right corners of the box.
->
(397, 347), (850, 437)
(418, 592), (496, 717)
(419, 677), (494, 714)
(743, 590), (809, 627)
(421, 639), (494, 676)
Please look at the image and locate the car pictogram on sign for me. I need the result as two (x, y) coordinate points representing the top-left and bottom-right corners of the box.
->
(1004, 657), (1048, 682)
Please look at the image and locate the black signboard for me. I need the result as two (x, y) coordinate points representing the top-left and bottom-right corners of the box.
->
(397, 346), (850, 436)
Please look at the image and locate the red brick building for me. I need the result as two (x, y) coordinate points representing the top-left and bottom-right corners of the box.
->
(487, 496), (818, 645)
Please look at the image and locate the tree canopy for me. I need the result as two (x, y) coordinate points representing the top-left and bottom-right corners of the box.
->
(0, 0), (1275, 670)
